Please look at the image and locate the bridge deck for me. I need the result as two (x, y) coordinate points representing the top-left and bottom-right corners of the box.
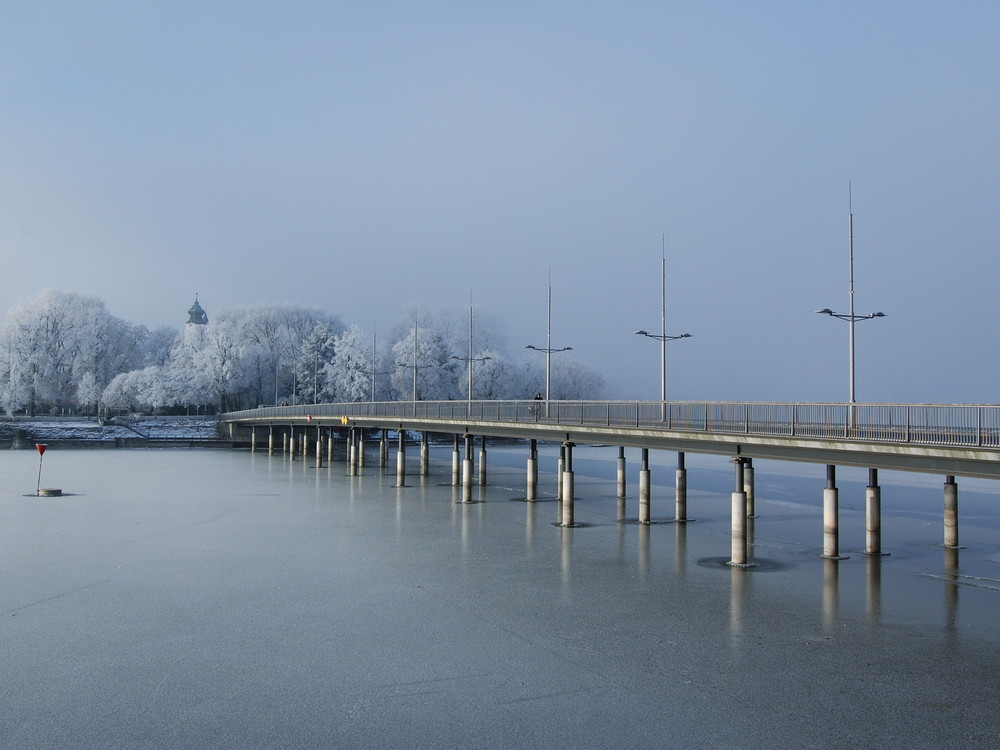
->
(222, 400), (1000, 479)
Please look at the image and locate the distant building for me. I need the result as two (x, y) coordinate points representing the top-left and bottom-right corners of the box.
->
(187, 295), (208, 326)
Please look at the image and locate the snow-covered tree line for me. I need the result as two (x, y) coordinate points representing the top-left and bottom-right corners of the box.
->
(0, 290), (605, 415)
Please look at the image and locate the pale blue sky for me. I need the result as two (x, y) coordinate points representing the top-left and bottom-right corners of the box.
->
(1, 1), (997, 402)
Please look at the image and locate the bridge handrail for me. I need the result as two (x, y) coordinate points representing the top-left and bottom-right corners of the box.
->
(222, 400), (1000, 449)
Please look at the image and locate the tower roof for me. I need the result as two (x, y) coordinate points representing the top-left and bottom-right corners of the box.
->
(187, 295), (208, 325)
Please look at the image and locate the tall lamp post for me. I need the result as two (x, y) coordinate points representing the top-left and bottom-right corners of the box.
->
(634, 251), (691, 419)
(816, 185), (885, 405)
(451, 300), (491, 411)
(524, 278), (571, 405)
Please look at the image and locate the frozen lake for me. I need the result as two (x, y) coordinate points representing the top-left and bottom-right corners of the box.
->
(1, 444), (999, 748)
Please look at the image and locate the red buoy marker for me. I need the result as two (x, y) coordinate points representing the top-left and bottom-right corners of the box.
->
(35, 443), (47, 496)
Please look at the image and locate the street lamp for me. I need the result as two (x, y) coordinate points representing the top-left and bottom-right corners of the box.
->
(633, 250), (691, 413)
(524, 277), (571, 403)
(816, 185), (886, 405)
(451, 299), (491, 405)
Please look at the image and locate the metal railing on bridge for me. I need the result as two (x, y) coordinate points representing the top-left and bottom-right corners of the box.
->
(223, 400), (1000, 450)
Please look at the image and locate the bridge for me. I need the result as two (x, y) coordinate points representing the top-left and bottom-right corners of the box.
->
(221, 399), (1000, 567)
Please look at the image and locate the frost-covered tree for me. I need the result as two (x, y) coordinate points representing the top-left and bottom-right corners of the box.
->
(325, 326), (372, 402)
(389, 317), (460, 400)
(293, 324), (338, 405)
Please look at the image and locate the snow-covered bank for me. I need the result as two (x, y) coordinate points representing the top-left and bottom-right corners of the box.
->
(0, 417), (223, 446)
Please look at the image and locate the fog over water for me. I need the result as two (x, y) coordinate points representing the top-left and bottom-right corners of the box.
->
(2, 445), (999, 748)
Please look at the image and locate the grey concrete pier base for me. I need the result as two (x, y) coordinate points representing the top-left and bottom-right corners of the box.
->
(251, 427), (256, 453)
(462, 458), (473, 503)
(728, 457), (752, 567)
(315, 435), (323, 468)
(348, 434), (357, 476)
(327, 435), (333, 463)
(358, 435), (365, 469)
(617, 447), (626, 500)
(268, 427), (274, 456)
(452, 436), (461, 487)
(822, 464), (847, 559)
(638, 448), (651, 524)
(395, 432), (406, 486)
(526, 439), (538, 501)
(866, 468), (887, 555)
(420, 432), (429, 477)
(556, 447), (564, 501)
(943, 475), (961, 549)
(379, 431), (387, 468)
(675, 452), (688, 522)
(289, 433), (296, 461)
(744, 458), (755, 518)
(559, 443), (575, 526)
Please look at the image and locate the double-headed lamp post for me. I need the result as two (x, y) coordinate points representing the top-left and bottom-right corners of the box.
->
(815, 308), (885, 404)
(634, 252), (691, 415)
(524, 279), (571, 403)
(633, 329), (692, 405)
(817, 185), (886, 405)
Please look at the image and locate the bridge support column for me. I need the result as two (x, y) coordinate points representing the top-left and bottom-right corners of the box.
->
(479, 437), (488, 486)
(395, 430), (406, 486)
(675, 452), (688, 522)
(617, 447), (626, 500)
(327, 434), (333, 463)
(728, 457), (751, 567)
(822, 464), (846, 559)
(268, 426), (274, 456)
(301, 430), (308, 459)
(462, 434), (474, 503)
(866, 469), (887, 555)
(638, 448), (651, 524)
(944, 475), (961, 549)
(420, 432), (429, 477)
(560, 443), (575, 527)
(744, 458), (755, 518)
(452, 435), (461, 486)
(526, 439), (538, 501)
(348, 429), (357, 475)
(289, 430), (296, 461)
(556, 446), (565, 501)
(250, 427), (256, 453)
(379, 430), (387, 468)
(358, 432), (365, 469)
(315, 428), (323, 468)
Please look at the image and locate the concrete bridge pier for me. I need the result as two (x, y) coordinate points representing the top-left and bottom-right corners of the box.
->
(559, 442), (576, 527)
(526, 439), (538, 501)
(744, 458), (756, 518)
(556, 446), (565, 501)
(866, 469), (887, 555)
(268, 426), (274, 456)
(462, 434), (474, 503)
(379, 430), (387, 468)
(314, 428), (323, 468)
(348, 429), (358, 475)
(728, 457), (752, 567)
(675, 452), (688, 522)
(327, 433), (334, 463)
(301, 430), (307, 459)
(452, 435), (461, 486)
(943, 475), (961, 549)
(358, 432), (365, 469)
(479, 437), (488, 486)
(251, 427), (256, 453)
(395, 430), (406, 486)
(822, 464), (847, 559)
(617, 447), (627, 500)
(289, 430), (296, 461)
(638, 449), (651, 524)
(420, 432), (429, 477)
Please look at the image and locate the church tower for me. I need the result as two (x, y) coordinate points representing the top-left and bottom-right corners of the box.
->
(187, 295), (208, 326)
